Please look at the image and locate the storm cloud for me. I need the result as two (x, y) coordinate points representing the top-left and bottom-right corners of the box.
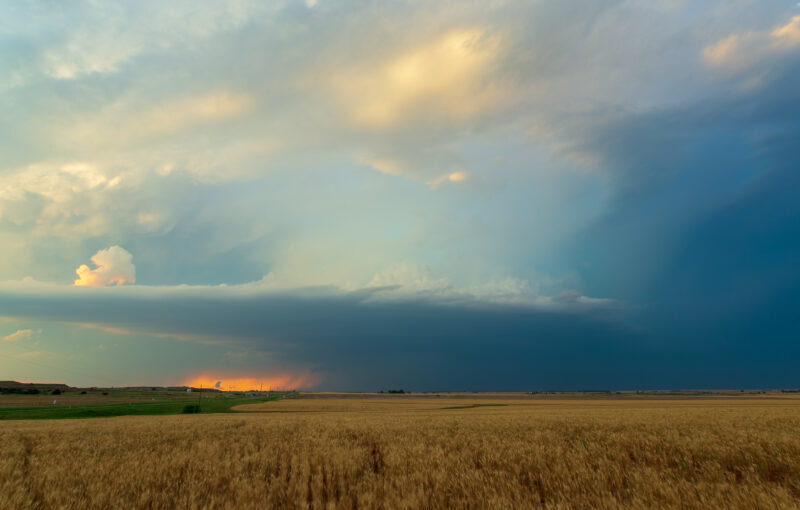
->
(1, 1), (799, 389)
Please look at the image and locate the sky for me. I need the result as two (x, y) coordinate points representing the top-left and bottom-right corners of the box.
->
(1, 0), (799, 391)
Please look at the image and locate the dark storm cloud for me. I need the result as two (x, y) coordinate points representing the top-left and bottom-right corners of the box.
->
(2, 277), (797, 391)
(557, 52), (800, 387)
(0, 284), (651, 391)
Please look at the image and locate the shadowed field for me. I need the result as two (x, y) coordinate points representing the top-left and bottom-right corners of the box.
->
(0, 390), (208, 408)
(0, 390), (280, 420)
(2, 396), (800, 508)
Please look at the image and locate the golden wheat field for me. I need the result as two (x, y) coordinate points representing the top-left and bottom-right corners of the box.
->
(2, 396), (800, 509)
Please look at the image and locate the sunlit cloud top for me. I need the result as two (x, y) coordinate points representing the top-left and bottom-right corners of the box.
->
(74, 246), (136, 287)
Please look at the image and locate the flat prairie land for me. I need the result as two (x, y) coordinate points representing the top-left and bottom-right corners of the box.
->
(0, 390), (276, 420)
(2, 396), (800, 509)
(0, 390), (212, 407)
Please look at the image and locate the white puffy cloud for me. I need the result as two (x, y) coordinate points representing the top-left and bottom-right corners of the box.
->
(74, 246), (136, 287)
(64, 91), (255, 147)
(0, 162), (114, 204)
(429, 171), (469, 189)
(772, 15), (800, 47)
(0, 163), (118, 235)
(703, 14), (800, 70)
(0, 161), (181, 241)
(39, 1), (267, 80)
(326, 27), (504, 129)
(362, 264), (611, 309)
(1, 328), (39, 342)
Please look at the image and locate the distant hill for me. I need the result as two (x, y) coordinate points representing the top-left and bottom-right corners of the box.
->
(0, 381), (72, 391)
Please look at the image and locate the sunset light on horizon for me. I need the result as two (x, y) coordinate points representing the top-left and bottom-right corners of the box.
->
(183, 373), (320, 392)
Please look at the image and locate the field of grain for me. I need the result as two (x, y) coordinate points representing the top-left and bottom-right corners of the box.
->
(2, 396), (800, 509)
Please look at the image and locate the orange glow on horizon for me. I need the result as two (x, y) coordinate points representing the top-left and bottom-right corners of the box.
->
(183, 372), (320, 392)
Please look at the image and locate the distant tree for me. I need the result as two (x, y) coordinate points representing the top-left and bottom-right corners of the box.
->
(51, 389), (62, 395)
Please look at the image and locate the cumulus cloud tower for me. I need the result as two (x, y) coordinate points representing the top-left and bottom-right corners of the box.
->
(74, 246), (136, 287)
